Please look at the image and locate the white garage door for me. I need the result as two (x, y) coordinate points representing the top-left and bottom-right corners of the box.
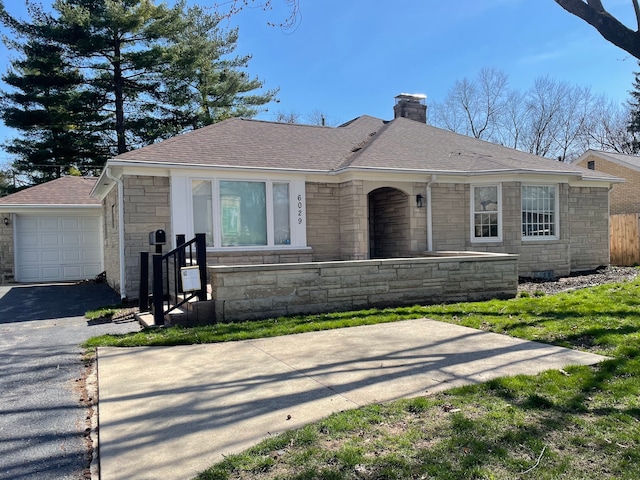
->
(15, 215), (102, 282)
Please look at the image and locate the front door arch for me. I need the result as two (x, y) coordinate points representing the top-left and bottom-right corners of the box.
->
(368, 187), (410, 259)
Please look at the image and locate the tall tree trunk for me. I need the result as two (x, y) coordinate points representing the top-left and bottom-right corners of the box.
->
(113, 34), (126, 154)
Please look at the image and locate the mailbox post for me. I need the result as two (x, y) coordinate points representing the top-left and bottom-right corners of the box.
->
(149, 229), (166, 254)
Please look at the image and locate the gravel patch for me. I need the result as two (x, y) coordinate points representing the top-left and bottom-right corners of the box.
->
(518, 266), (640, 295)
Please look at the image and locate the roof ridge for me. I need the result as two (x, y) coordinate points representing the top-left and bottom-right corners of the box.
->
(336, 120), (392, 170)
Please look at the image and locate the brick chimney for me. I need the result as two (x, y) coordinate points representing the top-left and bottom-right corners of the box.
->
(393, 93), (427, 123)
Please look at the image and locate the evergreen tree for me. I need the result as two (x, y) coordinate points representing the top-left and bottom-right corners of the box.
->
(159, 5), (277, 132)
(0, 168), (11, 196)
(0, 0), (277, 182)
(627, 63), (640, 152)
(53, 0), (276, 152)
(0, 6), (108, 182)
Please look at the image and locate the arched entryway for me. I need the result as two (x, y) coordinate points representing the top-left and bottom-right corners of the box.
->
(368, 187), (411, 258)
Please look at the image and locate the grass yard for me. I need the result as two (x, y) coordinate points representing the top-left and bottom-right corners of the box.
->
(85, 278), (640, 479)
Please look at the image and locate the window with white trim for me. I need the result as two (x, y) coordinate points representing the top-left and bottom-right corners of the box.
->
(190, 179), (295, 248)
(521, 185), (558, 239)
(471, 184), (501, 242)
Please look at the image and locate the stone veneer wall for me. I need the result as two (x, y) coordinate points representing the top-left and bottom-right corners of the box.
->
(208, 252), (518, 322)
(122, 175), (171, 299)
(568, 186), (610, 271)
(339, 180), (368, 260)
(430, 182), (578, 278)
(305, 182), (341, 261)
(431, 183), (468, 251)
(369, 187), (410, 258)
(102, 186), (121, 294)
(575, 153), (638, 215)
(0, 213), (14, 283)
(205, 249), (313, 266)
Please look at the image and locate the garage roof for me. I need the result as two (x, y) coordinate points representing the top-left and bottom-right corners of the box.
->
(0, 177), (100, 206)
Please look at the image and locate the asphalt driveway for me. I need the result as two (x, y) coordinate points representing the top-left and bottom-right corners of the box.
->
(0, 283), (140, 480)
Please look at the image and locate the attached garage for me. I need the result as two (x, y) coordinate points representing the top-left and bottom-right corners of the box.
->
(0, 177), (103, 284)
(15, 214), (102, 282)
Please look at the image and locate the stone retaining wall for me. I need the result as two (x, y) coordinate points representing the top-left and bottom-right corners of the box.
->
(208, 252), (518, 322)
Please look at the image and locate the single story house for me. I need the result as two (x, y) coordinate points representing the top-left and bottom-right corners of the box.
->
(573, 150), (640, 215)
(0, 176), (103, 283)
(1, 95), (622, 299)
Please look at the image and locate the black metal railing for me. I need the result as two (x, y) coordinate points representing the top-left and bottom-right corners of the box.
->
(139, 233), (207, 325)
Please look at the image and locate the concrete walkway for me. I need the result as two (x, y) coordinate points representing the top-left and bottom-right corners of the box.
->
(97, 318), (607, 480)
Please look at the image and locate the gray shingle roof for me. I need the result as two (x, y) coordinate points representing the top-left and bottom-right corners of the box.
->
(0, 176), (100, 206)
(112, 116), (385, 171)
(106, 116), (620, 181)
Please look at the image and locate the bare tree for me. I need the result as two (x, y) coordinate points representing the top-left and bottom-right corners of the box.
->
(583, 96), (638, 153)
(274, 111), (300, 123)
(431, 67), (630, 161)
(495, 89), (527, 150)
(552, 85), (593, 161)
(213, 0), (301, 30)
(554, 0), (640, 60)
(430, 67), (509, 140)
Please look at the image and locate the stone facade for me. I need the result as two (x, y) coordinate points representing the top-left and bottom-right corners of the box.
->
(369, 187), (411, 258)
(575, 153), (639, 214)
(125, 175), (171, 298)
(305, 182), (341, 260)
(0, 213), (14, 283)
(568, 186), (610, 271)
(426, 182), (609, 278)
(104, 174), (611, 299)
(102, 186), (121, 294)
(208, 253), (518, 322)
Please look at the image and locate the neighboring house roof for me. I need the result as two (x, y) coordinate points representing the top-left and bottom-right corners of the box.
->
(0, 176), (100, 207)
(102, 116), (621, 182)
(574, 149), (640, 173)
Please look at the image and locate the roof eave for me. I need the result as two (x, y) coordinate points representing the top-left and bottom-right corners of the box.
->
(0, 204), (102, 211)
(337, 165), (614, 179)
(107, 159), (333, 175)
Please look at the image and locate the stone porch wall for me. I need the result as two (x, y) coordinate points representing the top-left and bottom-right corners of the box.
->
(208, 252), (518, 322)
(0, 213), (14, 283)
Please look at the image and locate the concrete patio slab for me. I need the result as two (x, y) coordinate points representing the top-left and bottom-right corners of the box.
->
(97, 318), (607, 480)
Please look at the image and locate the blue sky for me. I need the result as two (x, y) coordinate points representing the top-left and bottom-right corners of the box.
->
(0, 0), (638, 165)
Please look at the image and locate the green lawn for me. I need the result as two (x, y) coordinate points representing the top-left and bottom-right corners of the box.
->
(85, 277), (640, 479)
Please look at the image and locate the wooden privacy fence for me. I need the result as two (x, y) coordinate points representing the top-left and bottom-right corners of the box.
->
(610, 214), (640, 266)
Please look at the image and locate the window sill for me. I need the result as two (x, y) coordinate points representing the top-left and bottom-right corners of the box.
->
(205, 246), (312, 253)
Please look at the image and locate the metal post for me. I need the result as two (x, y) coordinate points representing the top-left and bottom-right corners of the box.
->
(196, 233), (207, 301)
(176, 234), (186, 293)
(139, 252), (149, 312)
(152, 254), (164, 326)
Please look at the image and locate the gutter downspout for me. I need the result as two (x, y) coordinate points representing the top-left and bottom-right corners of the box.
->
(426, 174), (437, 251)
(105, 167), (126, 300)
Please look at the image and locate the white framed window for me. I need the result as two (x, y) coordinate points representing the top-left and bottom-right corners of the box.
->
(189, 178), (301, 249)
(471, 184), (502, 242)
(192, 180), (214, 247)
(521, 185), (558, 240)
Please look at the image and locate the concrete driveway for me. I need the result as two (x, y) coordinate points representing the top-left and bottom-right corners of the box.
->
(97, 318), (607, 480)
(0, 283), (140, 480)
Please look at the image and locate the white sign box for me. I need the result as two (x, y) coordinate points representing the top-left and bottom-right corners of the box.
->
(181, 266), (201, 292)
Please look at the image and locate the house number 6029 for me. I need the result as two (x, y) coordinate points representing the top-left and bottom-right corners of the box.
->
(297, 194), (303, 224)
